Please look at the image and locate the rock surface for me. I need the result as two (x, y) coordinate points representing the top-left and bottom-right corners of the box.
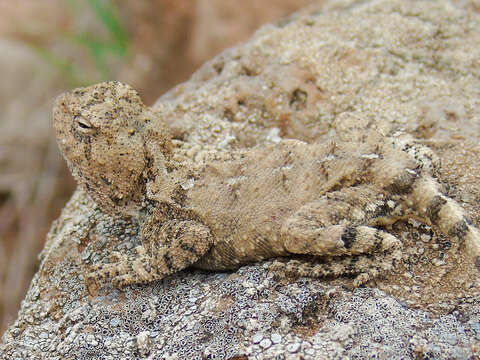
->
(2, 0), (480, 358)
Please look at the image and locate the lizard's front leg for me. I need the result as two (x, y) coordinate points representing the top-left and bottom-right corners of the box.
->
(88, 216), (213, 289)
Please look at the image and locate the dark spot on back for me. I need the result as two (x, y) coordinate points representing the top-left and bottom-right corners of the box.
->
(290, 88), (308, 110)
(172, 186), (188, 206)
(372, 199), (395, 219)
(385, 171), (418, 195)
(101, 176), (112, 185)
(448, 218), (469, 246)
(163, 253), (174, 271)
(341, 227), (357, 249)
(373, 229), (384, 252)
(345, 255), (359, 273)
(425, 195), (447, 224)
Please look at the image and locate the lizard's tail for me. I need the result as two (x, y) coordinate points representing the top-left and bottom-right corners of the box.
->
(411, 176), (480, 271)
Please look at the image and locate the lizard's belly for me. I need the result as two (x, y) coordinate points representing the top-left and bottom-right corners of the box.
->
(192, 205), (294, 270)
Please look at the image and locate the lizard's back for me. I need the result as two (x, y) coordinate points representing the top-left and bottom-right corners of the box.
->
(187, 139), (376, 269)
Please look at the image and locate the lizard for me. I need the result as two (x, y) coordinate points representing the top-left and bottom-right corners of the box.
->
(53, 81), (480, 289)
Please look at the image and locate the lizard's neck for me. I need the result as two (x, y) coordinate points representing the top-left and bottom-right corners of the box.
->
(144, 152), (192, 204)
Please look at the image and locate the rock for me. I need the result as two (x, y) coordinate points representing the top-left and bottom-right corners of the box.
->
(2, 0), (480, 359)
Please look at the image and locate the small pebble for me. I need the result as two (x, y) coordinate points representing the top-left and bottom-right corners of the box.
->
(86, 334), (97, 346)
(110, 317), (121, 327)
(95, 236), (108, 249)
(81, 249), (91, 261)
(252, 333), (263, 344)
(472, 322), (480, 340)
(259, 338), (272, 349)
(432, 258), (446, 266)
(137, 331), (150, 345)
(271, 333), (282, 344)
(287, 343), (301, 353)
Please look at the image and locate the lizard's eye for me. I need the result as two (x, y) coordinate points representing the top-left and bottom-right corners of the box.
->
(74, 115), (96, 135)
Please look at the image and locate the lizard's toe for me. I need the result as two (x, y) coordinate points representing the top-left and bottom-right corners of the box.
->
(90, 260), (130, 279)
(112, 275), (132, 289)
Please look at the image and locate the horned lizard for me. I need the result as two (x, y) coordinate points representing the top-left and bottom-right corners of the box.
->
(53, 81), (480, 289)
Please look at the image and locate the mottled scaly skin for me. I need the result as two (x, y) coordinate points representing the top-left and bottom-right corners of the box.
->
(53, 81), (480, 289)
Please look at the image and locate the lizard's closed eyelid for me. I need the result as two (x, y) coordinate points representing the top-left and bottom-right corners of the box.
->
(74, 115), (97, 134)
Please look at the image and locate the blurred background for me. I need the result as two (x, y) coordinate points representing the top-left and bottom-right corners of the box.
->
(0, 0), (325, 335)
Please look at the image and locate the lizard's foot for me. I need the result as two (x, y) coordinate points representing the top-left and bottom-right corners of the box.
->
(270, 249), (402, 287)
(87, 218), (213, 289)
(86, 246), (161, 290)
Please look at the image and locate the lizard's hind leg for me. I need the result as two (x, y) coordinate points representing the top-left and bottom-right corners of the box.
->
(281, 185), (403, 257)
(280, 186), (403, 284)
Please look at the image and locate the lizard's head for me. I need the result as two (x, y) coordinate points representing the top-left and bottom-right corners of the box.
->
(53, 81), (169, 216)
